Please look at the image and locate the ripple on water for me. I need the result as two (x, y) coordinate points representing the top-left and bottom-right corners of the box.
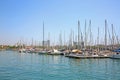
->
(0, 51), (120, 80)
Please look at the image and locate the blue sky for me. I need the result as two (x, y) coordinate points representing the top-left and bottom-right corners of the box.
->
(0, 0), (120, 45)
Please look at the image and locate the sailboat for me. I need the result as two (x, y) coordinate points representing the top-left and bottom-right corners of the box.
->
(47, 49), (63, 55)
(110, 24), (120, 59)
(38, 22), (47, 54)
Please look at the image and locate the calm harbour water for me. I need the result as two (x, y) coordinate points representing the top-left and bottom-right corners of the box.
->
(0, 51), (120, 80)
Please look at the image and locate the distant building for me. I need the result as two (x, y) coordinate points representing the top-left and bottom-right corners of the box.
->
(73, 41), (84, 49)
(42, 40), (50, 47)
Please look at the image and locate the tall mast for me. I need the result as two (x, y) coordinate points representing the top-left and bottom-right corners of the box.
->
(116, 36), (119, 47)
(64, 31), (65, 47)
(34, 40), (36, 48)
(78, 20), (80, 50)
(71, 29), (73, 47)
(105, 20), (107, 50)
(32, 38), (33, 47)
(43, 21), (44, 50)
(48, 32), (50, 49)
(64, 31), (66, 48)
(69, 32), (71, 50)
(59, 31), (62, 49)
(75, 35), (77, 49)
(89, 20), (92, 50)
(81, 32), (83, 49)
(53, 34), (55, 48)
(20, 40), (22, 48)
(112, 24), (114, 49)
(73, 30), (74, 49)
(84, 20), (87, 49)
(97, 27), (99, 52)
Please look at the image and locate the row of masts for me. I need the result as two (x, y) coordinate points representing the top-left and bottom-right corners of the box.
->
(16, 20), (119, 51)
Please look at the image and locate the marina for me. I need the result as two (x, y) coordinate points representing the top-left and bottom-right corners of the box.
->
(0, 0), (120, 80)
